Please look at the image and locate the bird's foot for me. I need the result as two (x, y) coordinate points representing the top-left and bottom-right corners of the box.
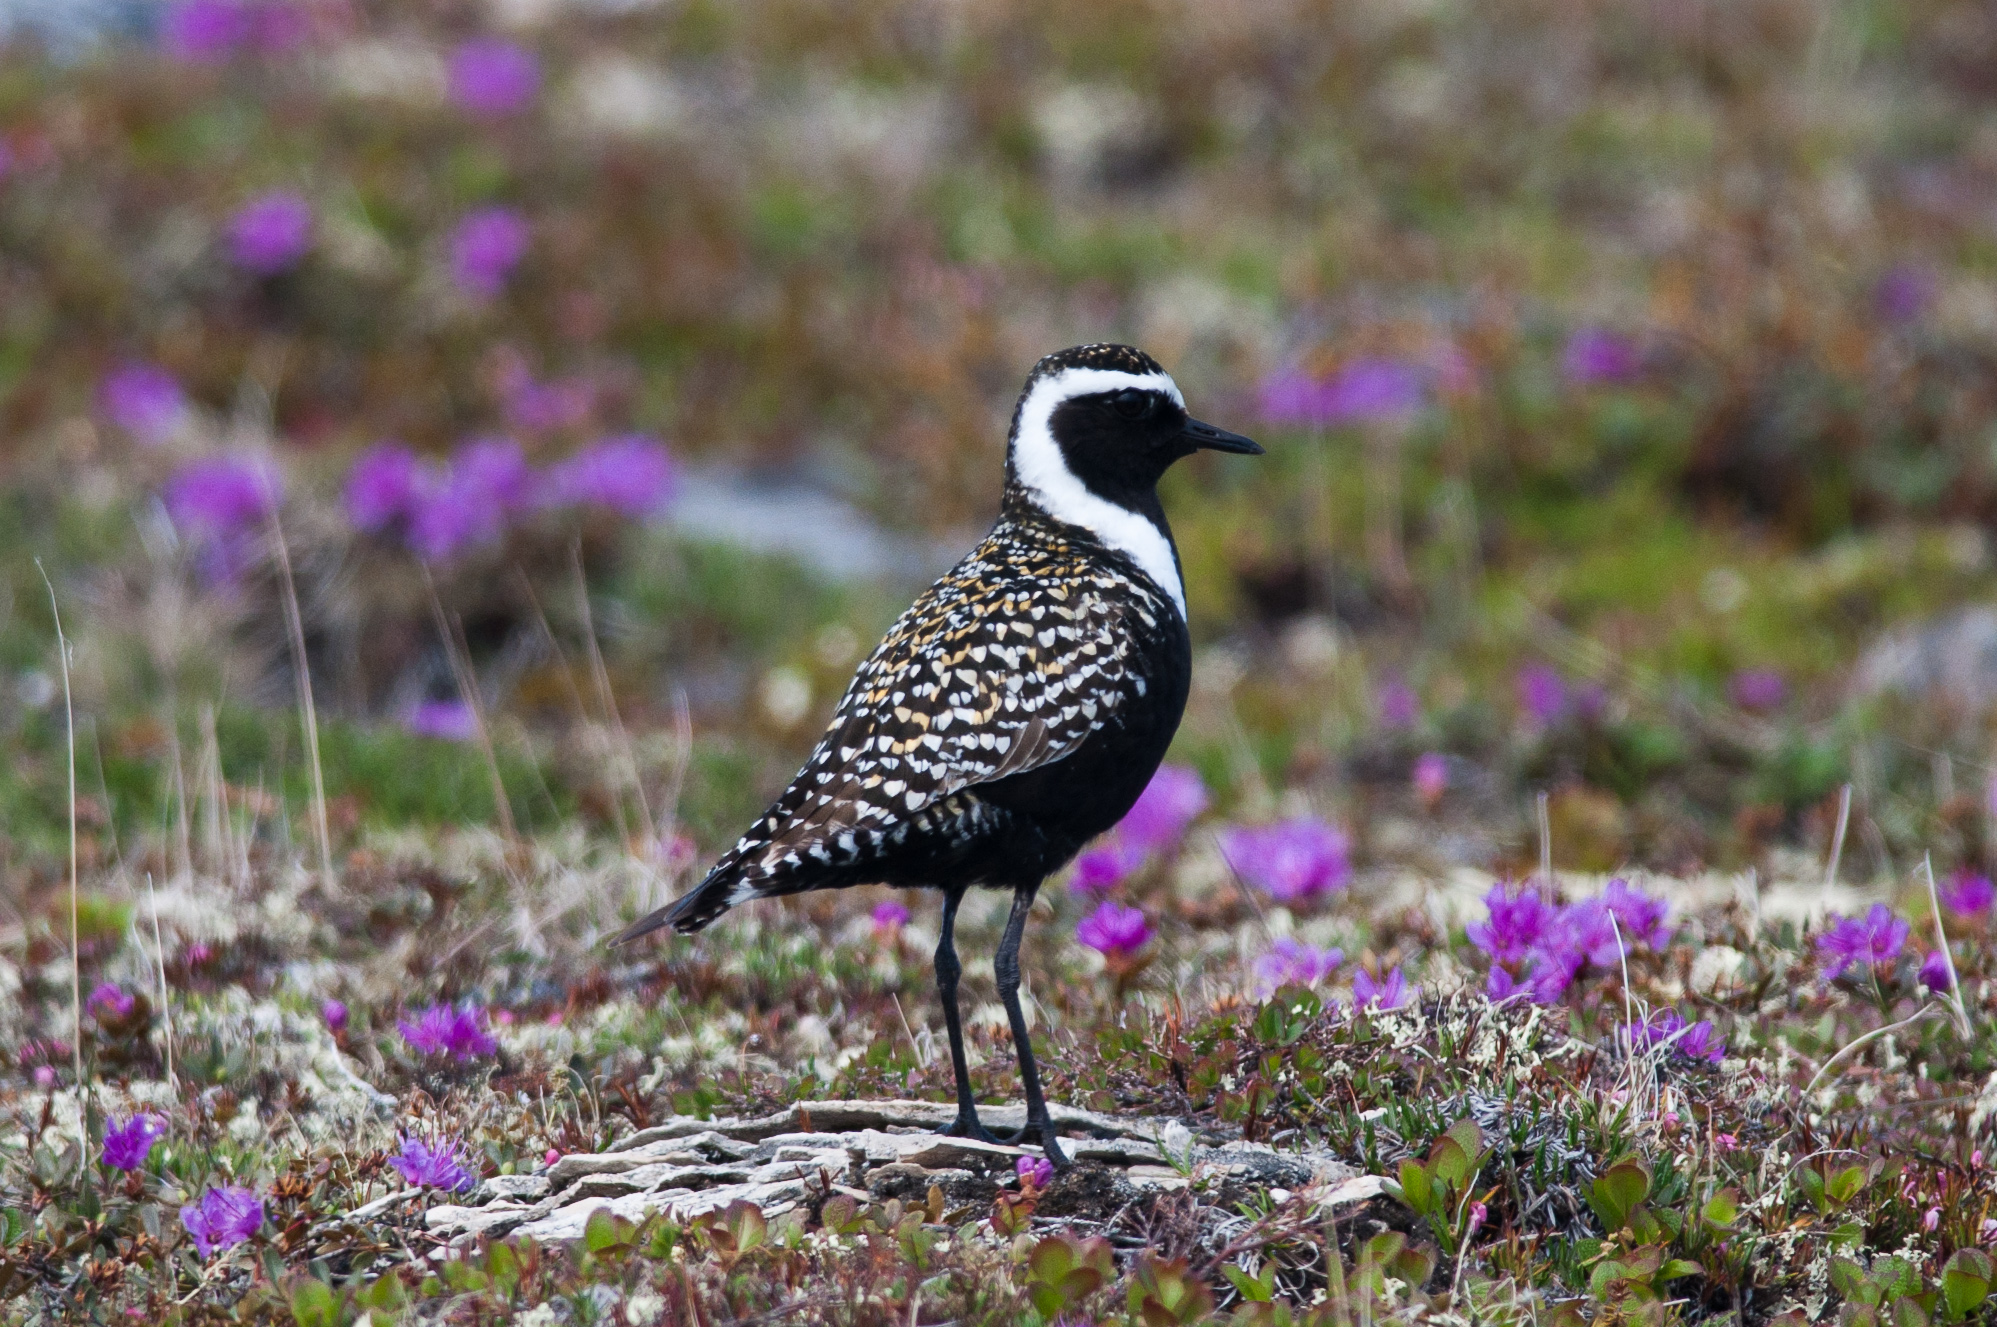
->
(939, 1113), (1005, 1146)
(1022, 1118), (1073, 1171)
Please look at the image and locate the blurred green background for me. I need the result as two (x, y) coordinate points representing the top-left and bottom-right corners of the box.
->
(2, 0), (1995, 886)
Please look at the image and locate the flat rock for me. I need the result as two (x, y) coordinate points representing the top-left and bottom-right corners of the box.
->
(477, 1175), (549, 1204)
(426, 1202), (532, 1240)
(510, 1180), (808, 1242)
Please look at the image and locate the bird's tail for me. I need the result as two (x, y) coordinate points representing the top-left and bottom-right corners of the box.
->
(609, 865), (745, 947)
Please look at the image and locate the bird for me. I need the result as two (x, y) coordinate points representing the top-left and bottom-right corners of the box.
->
(613, 344), (1262, 1166)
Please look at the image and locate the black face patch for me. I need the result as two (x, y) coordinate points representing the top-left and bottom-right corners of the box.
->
(1048, 388), (1191, 514)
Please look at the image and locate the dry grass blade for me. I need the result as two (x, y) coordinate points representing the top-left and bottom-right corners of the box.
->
(1919, 853), (1972, 1038)
(36, 558), (86, 1165)
(267, 500), (336, 891)
(422, 567), (517, 843)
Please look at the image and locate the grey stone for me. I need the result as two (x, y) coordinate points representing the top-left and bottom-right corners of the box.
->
(478, 1175), (549, 1204)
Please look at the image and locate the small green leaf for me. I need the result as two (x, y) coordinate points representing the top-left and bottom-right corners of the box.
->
(1658, 1259), (1703, 1282)
(1429, 1137), (1472, 1191)
(1701, 1187), (1740, 1230)
(1396, 1159), (1432, 1216)
(1828, 1164), (1869, 1206)
(287, 1278), (339, 1327)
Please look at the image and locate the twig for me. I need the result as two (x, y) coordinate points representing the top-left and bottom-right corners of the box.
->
(1824, 783), (1851, 890)
(145, 871), (177, 1095)
(1214, 837), (1272, 943)
(36, 559), (86, 1165)
(1536, 791), (1552, 889)
(266, 499), (335, 891)
(1804, 1004), (1938, 1098)
(571, 544), (656, 851)
(1920, 854), (1973, 1038)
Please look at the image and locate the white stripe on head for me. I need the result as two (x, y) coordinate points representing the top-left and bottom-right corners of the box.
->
(1009, 366), (1188, 617)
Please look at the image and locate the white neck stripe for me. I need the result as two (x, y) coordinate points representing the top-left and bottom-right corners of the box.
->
(1007, 366), (1187, 618)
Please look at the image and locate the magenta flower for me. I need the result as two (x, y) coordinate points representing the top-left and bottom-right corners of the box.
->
(161, 0), (251, 61)
(1729, 668), (1787, 712)
(397, 1003), (498, 1059)
(1816, 904), (1910, 980)
(321, 998), (348, 1031)
(1467, 883), (1557, 966)
(544, 435), (677, 517)
(1353, 965), (1413, 1011)
(1376, 679), (1418, 729)
(180, 1186), (263, 1257)
(1920, 950), (1954, 993)
(1118, 764), (1208, 856)
(499, 360), (593, 434)
(1069, 842), (1142, 895)
(1016, 1155), (1054, 1189)
(1486, 952), (1579, 1005)
(390, 1135), (477, 1192)
(448, 207), (531, 300)
(1599, 878), (1674, 952)
(448, 39), (541, 117)
(1412, 752), (1448, 806)
(100, 362), (187, 446)
(1875, 265), (1936, 324)
(1251, 938), (1343, 996)
(87, 982), (135, 1020)
(226, 191), (312, 274)
(1516, 665), (1567, 725)
(1075, 901), (1151, 957)
(1323, 358), (1425, 424)
(1629, 1010), (1724, 1064)
(407, 437), (532, 561)
(164, 455), (279, 583)
(871, 899), (910, 932)
(1219, 818), (1350, 903)
(1561, 328), (1641, 385)
(1939, 872), (1994, 920)
(345, 442), (430, 534)
(403, 700), (476, 742)
(102, 1115), (165, 1171)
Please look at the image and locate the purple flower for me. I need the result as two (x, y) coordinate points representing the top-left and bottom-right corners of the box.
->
(543, 435), (677, 517)
(102, 1115), (165, 1171)
(1561, 328), (1641, 385)
(100, 362), (187, 446)
(1875, 265), (1936, 324)
(1486, 951), (1580, 1005)
(344, 442), (429, 534)
(1467, 883), (1557, 966)
(1323, 358), (1424, 425)
(1600, 879), (1673, 952)
(390, 1135), (477, 1192)
(1118, 764), (1208, 856)
(1258, 367), (1333, 427)
(87, 982), (135, 1020)
(1816, 904), (1910, 980)
(403, 700), (476, 742)
(871, 899), (910, 931)
(226, 191), (312, 274)
(448, 207), (531, 300)
(164, 455), (278, 533)
(397, 1003), (498, 1060)
(164, 455), (278, 583)
(1412, 752), (1448, 806)
(448, 39), (541, 117)
(502, 370), (592, 434)
(1016, 1155), (1054, 1189)
(407, 437), (532, 561)
(180, 1185), (263, 1257)
(1251, 938), (1343, 996)
(1377, 679), (1418, 729)
(1069, 842), (1142, 895)
(1219, 818), (1351, 903)
(161, 0), (251, 61)
(1075, 901), (1151, 957)
(1353, 966), (1413, 1010)
(321, 998), (348, 1031)
(1629, 1010), (1724, 1064)
(1516, 665), (1567, 725)
(1939, 872), (1995, 920)
(1729, 668), (1787, 712)
(1920, 949), (1954, 993)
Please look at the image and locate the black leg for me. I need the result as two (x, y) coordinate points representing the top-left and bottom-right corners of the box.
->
(994, 882), (1071, 1169)
(934, 886), (1000, 1144)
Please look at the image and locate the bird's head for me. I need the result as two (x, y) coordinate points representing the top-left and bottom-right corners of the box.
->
(1004, 344), (1262, 521)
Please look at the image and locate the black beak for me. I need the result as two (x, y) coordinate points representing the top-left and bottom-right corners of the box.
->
(1182, 416), (1264, 455)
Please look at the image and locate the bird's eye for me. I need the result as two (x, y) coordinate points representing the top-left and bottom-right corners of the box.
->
(1111, 389), (1150, 419)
